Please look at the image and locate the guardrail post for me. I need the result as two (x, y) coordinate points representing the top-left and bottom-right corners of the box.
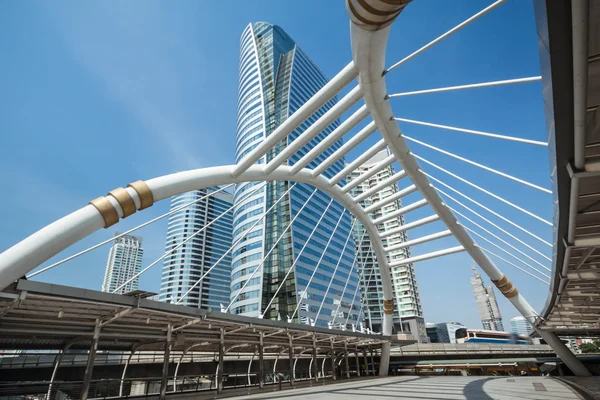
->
(159, 324), (172, 400)
(81, 321), (101, 400)
(369, 345), (376, 376)
(343, 342), (350, 379)
(217, 328), (224, 393)
(288, 334), (295, 386)
(330, 339), (336, 380)
(363, 347), (369, 376)
(355, 346), (361, 377)
(312, 334), (318, 382)
(259, 332), (265, 389)
(47, 347), (68, 400)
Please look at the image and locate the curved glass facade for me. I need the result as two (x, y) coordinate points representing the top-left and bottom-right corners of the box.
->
(231, 22), (360, 328)
(159, 188), (233, 310)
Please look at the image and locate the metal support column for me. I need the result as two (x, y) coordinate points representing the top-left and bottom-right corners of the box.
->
(312, 334), (318, 382)
(159, 324), (172, 400)
(47, 347), (68, 400)
(119, 350), (135, 397)
(258, 332), (265, 389)
(355, 346), (361, 377)
(80, 322), (100, 400)
(539, 330), (591, 376)
(363, 348), (369, 376)
(288, 334), (295, 386)
(343, 342), (350, 379)
(369, 346), (376, 376)
(217, 328), (224, 393)
(330, 339), (336, 380)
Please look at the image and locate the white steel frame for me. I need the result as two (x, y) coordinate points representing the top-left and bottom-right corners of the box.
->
(0, 0), (590, 378)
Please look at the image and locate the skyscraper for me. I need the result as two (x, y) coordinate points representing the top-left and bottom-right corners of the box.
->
(101, 233), (143, 294)
(510, 316), (532, 336)
(159, 188), (233, 309)
(231, 22), (360, 328)
(347, 149), (425, 338)
(470, 266), (504, 331)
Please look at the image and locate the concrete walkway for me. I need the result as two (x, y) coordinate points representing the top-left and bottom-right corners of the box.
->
(231, 376), (584, 400)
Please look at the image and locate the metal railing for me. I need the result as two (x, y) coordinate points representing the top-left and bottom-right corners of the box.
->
(0, 369), (354, 399)
(392, 343), (555, 356)
(0, 351), (239, 370)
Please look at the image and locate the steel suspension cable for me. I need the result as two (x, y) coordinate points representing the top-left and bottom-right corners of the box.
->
(386, 0), (508, 73)
(225, 185), (318, 312)
(177, 183), (300, 304)
(112, 183), (266, 293)
(388, 77), (542, 99)
(414, 154), (552, 226)
(27, 184), (235, 279)
(480, 247), (550, 285)
(329, 229), (368, 327)
(290, 209), (348, 321)
(261, 198), (336, 318)
(467, 226), (551, 280)
(345, 241), (378, 330)
(433, 186), (551, 262)
(425, 172), (551, 247)
(406, 135), (551, 194)
(313, 219), (358, 324)
(394, 117), (547, 146)
(450, 205), (551, 273)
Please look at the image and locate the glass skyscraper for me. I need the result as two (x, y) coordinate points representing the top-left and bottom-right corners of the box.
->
(232, 22), (360, 328)
(101, 233), (143, 294)
(510, 316), (532, 336)
(347, 149), (425, 338)
(159, 188), (233, 310)
(470, 265), (504, 331)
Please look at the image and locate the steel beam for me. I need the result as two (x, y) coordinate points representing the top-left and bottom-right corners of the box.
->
(259, 332), (265, 389)
(159, 324), (172, 400)
(80, 322), (100, 400)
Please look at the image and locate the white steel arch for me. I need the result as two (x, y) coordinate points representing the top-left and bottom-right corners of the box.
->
(0, 165), (392, 309)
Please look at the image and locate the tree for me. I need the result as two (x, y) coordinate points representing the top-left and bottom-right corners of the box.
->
(579, 341), (600, 353)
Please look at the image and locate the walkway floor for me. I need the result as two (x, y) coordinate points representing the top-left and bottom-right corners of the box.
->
(231, 376), (584, 400)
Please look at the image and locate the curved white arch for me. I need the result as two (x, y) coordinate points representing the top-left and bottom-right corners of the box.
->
(0, 164), (392, 323)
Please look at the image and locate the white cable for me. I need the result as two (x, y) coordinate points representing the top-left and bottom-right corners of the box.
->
(313, 219), (358, 324)
(451, 205), (551, 274)
(467, 226), (550, 279)
(226, 185), (317, 312)
(177, 183), (298, 304)
(414, 154), (552, 226)
(345, 241), (378, 329)
(261, 198), (335, 317)
(387, 0), (508, 72)
(388, 76), (542, 98)
(425, 172), (551, 247)
(433, 185), (551, 262)
(480, 247), (550, 285)
(330, 229), (368, 326)
(406, 135), (551, 194)
(27, 184), (235, 278)
(394, 117), (547, 146)
(291, 209), (348, 321)
(113, 183), (265, 293)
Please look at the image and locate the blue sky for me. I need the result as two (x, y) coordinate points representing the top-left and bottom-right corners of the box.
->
(0, 1), (551, 329)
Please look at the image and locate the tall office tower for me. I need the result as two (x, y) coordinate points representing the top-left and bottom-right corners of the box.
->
(347, 149), (426, 339)
(231, 22), (360, 328)
(101, 233), (143, 294)
(470, 266), (504, 331)
(159, 188), (233, 309)
(510, 316), (533, 336)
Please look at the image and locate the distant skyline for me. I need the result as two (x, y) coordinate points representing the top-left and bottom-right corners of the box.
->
(0, 0), (551, 328)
